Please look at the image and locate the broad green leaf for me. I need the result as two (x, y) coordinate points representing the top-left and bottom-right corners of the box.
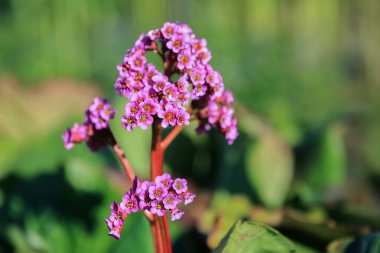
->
(199, 191), (253, 249)
(212, 220), (295, 253)
(245, 131), (293, 208)
(307, 123), (346, 188)
(299, 123), (346, 205)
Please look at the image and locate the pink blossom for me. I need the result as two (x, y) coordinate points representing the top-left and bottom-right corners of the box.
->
(176, 109), (190, 126)
(136, 111), (153, 130)
(163, 83), (179, 101)
(152, 73), (169, 92)
(120, 194), (139, 214)
(177, 50), (194, 70)
(141, 98), (158, 115)
(121, 114), (137, 131)
(161, 22), (178, 39)
(167, 35), (187, 53)
(173, 178), (188, 194)
(158, 104), (178, 128)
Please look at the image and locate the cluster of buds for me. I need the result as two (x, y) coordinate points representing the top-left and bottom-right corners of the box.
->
(62, 97), (116, 151)
(105, 174), (195, 239)
(115, 22), (238, 144)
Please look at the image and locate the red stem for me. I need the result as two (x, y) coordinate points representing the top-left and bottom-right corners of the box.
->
(150, 120), (173, 253)
(111, 141), (154, 222)
(112, 144), (135, 182)
(161, 125), (185, 150)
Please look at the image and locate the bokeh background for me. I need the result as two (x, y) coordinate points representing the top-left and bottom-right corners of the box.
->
(1, 0), (380, 252)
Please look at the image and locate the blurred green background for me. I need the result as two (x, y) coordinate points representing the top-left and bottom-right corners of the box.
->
(1, 0), (380, 252)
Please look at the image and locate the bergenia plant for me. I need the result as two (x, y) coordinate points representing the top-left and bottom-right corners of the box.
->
(62, 22), (238, 253)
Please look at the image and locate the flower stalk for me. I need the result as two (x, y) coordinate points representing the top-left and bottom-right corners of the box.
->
(150, 120), (172, 253)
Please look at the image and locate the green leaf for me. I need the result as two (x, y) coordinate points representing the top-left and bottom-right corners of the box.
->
(245, 132), (293, 208)
(212, 220), (295, 253)
(307, 123), (346, 188)
(298, 123), (347, 205)
(327, 237), (353, 253)
(200, 191), (253, 248)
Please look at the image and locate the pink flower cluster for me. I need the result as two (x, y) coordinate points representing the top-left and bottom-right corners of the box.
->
(105, 174), (195, 239)
(114, 22), (238, 144)
(62, 97), (116, 151)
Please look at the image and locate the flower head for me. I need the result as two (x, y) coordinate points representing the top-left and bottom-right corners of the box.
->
(114, 22), (239, 143)
(105, 201), (128, 239)
(105, 175), (195, 238)
(62, 97), (115, 151)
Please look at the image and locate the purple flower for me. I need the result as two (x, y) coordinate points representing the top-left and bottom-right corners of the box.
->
(184, 192), (196, 205)
(190, 68), (205, 85)
(145, 63), (158, 83)
(210, 83), (224, 99)
(105, 201), (127, 239)
(150, 200), (165, 216)
(120, 194), (139, 214)
(224, 119), (238, 145)
(147, 29), (161, 40)
(88, 97), (105, 115)
(125, 101), (141, 116)
(205, 66), (217, 86)
(87, 97), (116, 130)
(136, 111), (154, 130)
(158, 104), (177, 128)
(163, 84), (179, 101)
(163, 193), (178, 210)
(176, 109), (190, 126)
(196, 48), (211, 64)
(219, 90), (234, 104)
(114, 77), (131, 97)
(207, 102), (220, 124)
(141, 98), (158, 115)
(137, 181), (153, 210)
(121, 114), (137, 131)
(62, 129), (73, 149)
(100, 103), (116, 121)
(177, 50), (194, 70)
(167, 35), (186, 53)
(176, 76), (189, 93)
(152, 73), (169, 92)
(148, 184), (168, 201)
(170, 208), (184, 221)
(137, 181), (152, 199)
(219, 106), (234, 129)
(192, 84), (207, 98)
(191, 38), (207, 53)
(178, 92), (190, 104)
(89, 113), (108, 130)
(62, 123), (89, 149)
(161, 22), (178, 39)
(128, 53), (146, 71)
(108, 226), (123, 240)
(155, 173), (173, 189)
(173, 178), (188, 194)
